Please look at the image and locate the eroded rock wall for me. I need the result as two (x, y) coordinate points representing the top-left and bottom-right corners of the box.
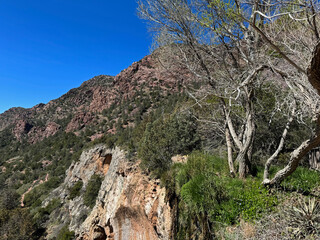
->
(44, 145), (172, 240)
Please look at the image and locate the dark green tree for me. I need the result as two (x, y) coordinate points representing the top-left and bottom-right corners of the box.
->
(138, 112), (200, 176)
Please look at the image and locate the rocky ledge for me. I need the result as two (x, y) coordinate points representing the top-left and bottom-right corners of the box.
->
(43, 145), (172, 240)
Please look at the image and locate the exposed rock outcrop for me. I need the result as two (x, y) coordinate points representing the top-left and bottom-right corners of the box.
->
(27, 121), (61, 143)
(12, 120), (33, 140)
(43, 145), (172, 240)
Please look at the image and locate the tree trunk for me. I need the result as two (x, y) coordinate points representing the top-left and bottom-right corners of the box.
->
(263, 108), (294, 184)
(263, 42), (320, 186)
(225, 127), (236, 176)
(265, 133), (320, 186)
(237, 150), (248, 179)
(237, 87), (255, 179)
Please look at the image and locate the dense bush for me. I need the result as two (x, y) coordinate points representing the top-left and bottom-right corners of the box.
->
(83, 174), (102, 208)
(161, 152), (279, 239)
(68, 180), (83, 200)
(139, 112), (200, 176)
(281, 167), (320, 193)
(217, 179), (278, 223)
(24, 176), (62, 208)
(0, 208), (38, 240)
(0, 189), (20, 210)
(56, 225), (75, 240)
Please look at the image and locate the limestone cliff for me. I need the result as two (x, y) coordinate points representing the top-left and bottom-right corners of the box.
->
(43, 145), (172, 240)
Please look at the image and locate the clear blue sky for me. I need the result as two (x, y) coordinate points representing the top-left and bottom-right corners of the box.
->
(0, 0), (152, 113)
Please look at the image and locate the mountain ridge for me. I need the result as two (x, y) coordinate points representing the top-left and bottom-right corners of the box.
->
(0, 52), (187, 144)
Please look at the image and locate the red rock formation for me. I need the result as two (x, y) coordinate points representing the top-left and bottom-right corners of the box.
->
(27, 122), (61, 144)
(1, 51), (191, 143)
(12, 120), (33, 140)
(66, 112), (94, 132)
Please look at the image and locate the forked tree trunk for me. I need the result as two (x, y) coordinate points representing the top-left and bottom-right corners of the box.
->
(263, 107), (295, 183)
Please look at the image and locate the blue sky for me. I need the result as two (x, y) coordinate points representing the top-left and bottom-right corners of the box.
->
(0, 0), (152, 113)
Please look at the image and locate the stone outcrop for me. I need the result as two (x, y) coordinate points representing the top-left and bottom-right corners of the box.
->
(12, 120), (33, 140)
(43, 145), (172, 240)
(27, 122), (61, 143)
(66, 112), (94, 133)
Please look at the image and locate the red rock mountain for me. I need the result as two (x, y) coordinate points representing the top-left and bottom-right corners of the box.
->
(0, 52), (187, 143)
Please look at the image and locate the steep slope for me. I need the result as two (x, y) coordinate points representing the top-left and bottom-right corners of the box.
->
(43, 145), (172, 240)
(0, 51), (190, 240)
(0, 50), (188, 186)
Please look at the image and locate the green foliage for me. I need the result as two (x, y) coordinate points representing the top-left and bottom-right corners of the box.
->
(41, 198), (61, 215)
(139, 112), (200, 176)
(217, 180), (278, 223)
(33, 198), (62, 227)
(83, 174), (102, 208)
(56, 225), (75, 240)
(281, 167), (320, 193)
(68, 180), (83, 200)
(24, 176), (62, 208)
(173, 152), (226, 239)
(0, 208), (38, 240)
(161, 151), (279, 238)
(0, 189), (20, 210)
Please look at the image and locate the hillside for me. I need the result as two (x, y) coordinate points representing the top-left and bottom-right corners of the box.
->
(1, 40), (320, 240)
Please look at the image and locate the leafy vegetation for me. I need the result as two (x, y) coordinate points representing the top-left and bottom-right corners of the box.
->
(68, 180), (83, 200)
(83, 174), (102, 208)
(162, 152), (279, 239)
(56, 225), (75, 240)
(24, 176), (62, 208)
(139, 112), (200, 176)
(281, 167), (320, 193)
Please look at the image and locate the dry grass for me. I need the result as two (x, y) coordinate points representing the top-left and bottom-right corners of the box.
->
(240, 220), (256, 239)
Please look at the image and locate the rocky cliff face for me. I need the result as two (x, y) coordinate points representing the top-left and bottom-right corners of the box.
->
(43, 145), (172, 240)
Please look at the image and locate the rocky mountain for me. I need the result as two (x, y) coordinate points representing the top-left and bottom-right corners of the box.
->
(0, 50), (190, 240)
(0, 52), (186, 144)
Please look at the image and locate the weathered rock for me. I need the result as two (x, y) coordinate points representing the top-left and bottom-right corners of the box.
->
(27, 121), (61, 143)
(66, 112), (94, 132)
(12, 120), (33, 140)
(43, 145), (172, 240)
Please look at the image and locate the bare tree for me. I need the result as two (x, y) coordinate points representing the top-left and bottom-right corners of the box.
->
(138, 0), (320, 184)
(249, 1), (320, 185)
(138, 0), (276, 178)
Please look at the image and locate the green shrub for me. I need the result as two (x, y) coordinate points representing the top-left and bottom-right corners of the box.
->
(33, 198), (62, 227)
(281, 167), (320, 193)
(139, 112), (200, 177)
(83, 174), (102, 208)
(167, 152), (228, 239)
(217, 180), (278, 223)
(0, 189), (20, 210)
(0, 208), (37, 240)
(43, 198), (61, 214)
(23, 176), (62, 208)
(162, 151), (279, 238)
(56, 225), (75, 240)
(68, 181), (83, 200)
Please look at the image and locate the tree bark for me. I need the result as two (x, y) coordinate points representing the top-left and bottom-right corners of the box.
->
(263, 106), (295, 183)
(265, 133), (320, 186)
(225, 127), (236, 176)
